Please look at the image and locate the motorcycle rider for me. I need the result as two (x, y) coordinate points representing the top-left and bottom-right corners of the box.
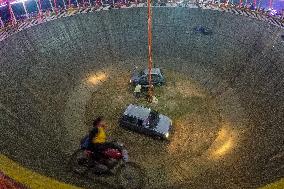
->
(87, 116), (107, 159)
(87, 116), (121, 160)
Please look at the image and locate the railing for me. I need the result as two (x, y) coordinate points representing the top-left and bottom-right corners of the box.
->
(0, 1), (283, 42)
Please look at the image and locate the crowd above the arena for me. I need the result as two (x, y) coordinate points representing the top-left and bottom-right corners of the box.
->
(0, 0), (283, 29)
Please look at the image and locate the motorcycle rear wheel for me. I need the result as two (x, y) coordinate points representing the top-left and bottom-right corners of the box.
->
(69, 149), (90, 176)
(116, 162), (146, 189)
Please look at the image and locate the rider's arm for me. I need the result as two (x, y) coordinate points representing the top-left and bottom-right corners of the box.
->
(89, 127), (98, 141)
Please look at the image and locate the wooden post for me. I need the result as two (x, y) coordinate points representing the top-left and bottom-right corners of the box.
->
(147, 0), (153, 102)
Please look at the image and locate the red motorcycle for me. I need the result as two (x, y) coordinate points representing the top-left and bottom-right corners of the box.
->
(69, 136), (145, 189)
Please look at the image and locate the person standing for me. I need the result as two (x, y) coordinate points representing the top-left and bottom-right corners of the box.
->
(134, 84), (142, 98)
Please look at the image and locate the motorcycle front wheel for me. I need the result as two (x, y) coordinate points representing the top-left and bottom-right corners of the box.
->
(115, 162), (146, 189)
(69, 149), (90, 176)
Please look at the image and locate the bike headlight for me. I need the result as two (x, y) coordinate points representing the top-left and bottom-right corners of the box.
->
(117, 142), (124, 147)
(165, 132), (169, 138)
(129, 79), (132, 83)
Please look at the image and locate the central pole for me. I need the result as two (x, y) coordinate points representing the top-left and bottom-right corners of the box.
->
(147, 0), (153, 102)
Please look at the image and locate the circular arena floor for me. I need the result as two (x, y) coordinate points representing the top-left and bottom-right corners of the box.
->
(0, 6), (283, 189)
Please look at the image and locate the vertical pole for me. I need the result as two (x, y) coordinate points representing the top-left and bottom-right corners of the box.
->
(88, 0), (91, 6)
(49, 0), (54, 12)
(268, 0), (272, 9)
(68, 0), (71, 8)
(239, 0), (242, 6)
(7, 0), (16, 25)
(37, 0), (43, 18)
(0, 10), (3, 28)
(257, 0), (261, 10)
(62, 0), (67, 9)
(75, 0), (79, 7)
(0, 16), (4, 28)
(22, 1), (29, 18)
(147, 0), (153, 102)
(36, 0), (41, 15)
(253, 0), (256, 7)
(54, 0), (58, 14)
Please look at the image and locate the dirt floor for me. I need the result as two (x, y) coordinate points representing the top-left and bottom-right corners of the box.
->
(85, 68), (222, 187)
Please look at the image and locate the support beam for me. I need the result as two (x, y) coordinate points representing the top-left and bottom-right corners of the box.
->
(54, 0), (58, 14)
(7, 0), (17, 25)
(0, 16), (4, 28)
(269, 0), (273, 9)
(35, 0), (42, 17)
(62, 0), (67, 9)
(22, 1), (29, 18)
(49, 0), (55, 12)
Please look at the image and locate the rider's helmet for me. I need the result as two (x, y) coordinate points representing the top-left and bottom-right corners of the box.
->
(93, 116), (103, 128)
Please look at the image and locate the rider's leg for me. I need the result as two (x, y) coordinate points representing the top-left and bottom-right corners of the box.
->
(100, 142), (123, 151)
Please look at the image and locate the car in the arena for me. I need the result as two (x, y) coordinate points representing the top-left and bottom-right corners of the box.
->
(193, 26), (213, 35)
(129, 68), (165, 87)
(119, 104), (172, 140)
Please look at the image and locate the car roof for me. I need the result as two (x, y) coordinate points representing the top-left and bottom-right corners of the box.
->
(142, 68), (161, 75)
(123, 104), (151, 120)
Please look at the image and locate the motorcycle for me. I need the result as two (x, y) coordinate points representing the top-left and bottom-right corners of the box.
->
(69, 136), (145, 189)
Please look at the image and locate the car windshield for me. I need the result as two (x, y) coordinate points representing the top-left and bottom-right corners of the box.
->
(147, 110), (159, 128)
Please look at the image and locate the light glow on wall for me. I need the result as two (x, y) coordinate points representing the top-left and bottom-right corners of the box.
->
(0, 0), (28, 8)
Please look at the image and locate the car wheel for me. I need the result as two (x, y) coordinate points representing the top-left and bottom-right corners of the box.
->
(69, 149), (90, 176)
